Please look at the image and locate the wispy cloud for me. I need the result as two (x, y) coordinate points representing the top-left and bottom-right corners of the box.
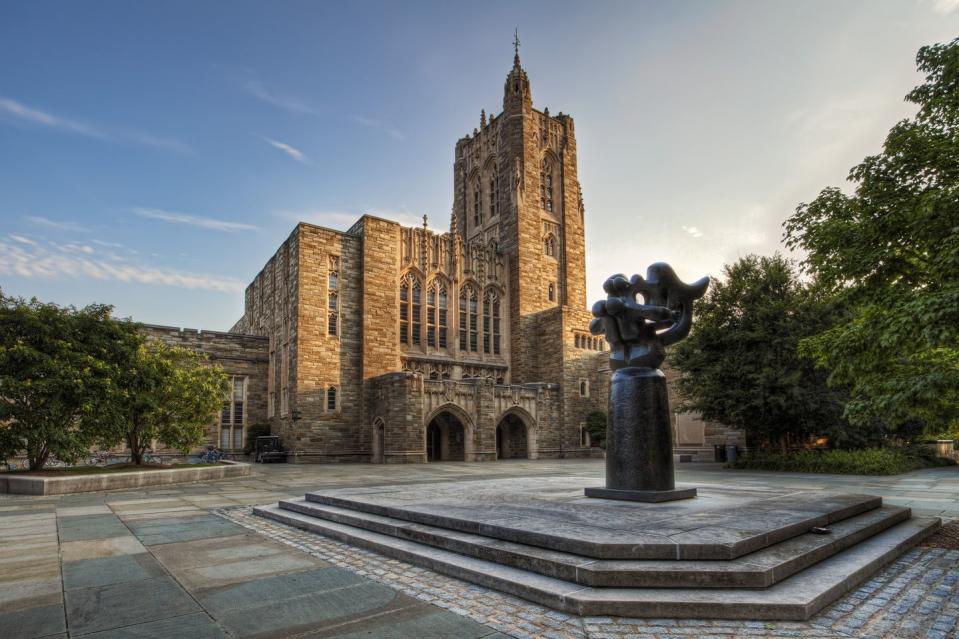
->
(0, 96), (192, 153)
(262, 136), (308, 163)
(0, 237), (244, 293)
(239, 76), (320, 115)
(349, 114), (405, 140)
(132, 207), (259, 232)
(25, 215), (91, 233)
(92, 239), (124, 248)
(0, 97), (106, 138)
(681, 225), (703, 238)
(9, 235), (37, 246)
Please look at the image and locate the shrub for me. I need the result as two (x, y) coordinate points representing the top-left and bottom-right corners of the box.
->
(727, 447), (955, 475)
(244, 423), (271, 455)
(585, 411), (607, 449)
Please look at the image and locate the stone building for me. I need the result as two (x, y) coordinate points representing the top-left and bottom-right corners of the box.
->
(222, 49), (609, 463)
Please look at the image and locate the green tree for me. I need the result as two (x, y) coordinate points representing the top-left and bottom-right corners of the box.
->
(102, 341), (229, 465)
(670, 255), (851, 450)
(784, 39), (959, 435)
(0, 294), (136, 470)
(585, 411), (607, 449)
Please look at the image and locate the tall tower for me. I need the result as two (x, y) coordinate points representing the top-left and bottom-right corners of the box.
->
(452, 38), (587, 385)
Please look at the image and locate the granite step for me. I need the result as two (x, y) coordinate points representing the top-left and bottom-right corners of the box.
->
(274, 498), (910, 588)
(302, 488), (883, 560)
(253, 503), (940, 620)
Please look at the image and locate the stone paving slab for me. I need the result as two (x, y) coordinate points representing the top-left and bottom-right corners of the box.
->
(60, 536), (146, 562)
(77, 612), (226, 639)
(57, 515), (129, 542)
(65, 575), (201, 636)
(0, 603), (66, 639)
(62, 553), (167, 591)
(122, 513), (248, 545)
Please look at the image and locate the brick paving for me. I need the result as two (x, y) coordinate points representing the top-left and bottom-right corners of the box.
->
(218, 504), (959, 639)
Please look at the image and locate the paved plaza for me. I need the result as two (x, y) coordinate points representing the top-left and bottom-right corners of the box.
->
(1, 460), (958, 638)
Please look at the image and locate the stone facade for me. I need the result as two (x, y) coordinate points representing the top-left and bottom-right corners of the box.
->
(202, 51), (738, 463)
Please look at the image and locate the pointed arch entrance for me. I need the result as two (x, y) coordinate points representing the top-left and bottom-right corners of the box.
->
(496, 409), (533, 460)
(424, 405), (472, 462)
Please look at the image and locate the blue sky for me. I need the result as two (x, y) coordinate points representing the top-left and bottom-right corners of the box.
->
(1, 1), (957, 330)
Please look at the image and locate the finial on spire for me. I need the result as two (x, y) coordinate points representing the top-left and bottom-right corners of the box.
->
(513, 28), (521, 67)
(422, 214), (428, 230)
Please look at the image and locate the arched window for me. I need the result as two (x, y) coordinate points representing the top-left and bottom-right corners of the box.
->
(428, 371), (439, 380)
(400, 273), (422, 346)
(548, 282), (556, 302)
(473, 179), (482, 227)
(580, 380), (589, 397)
(540, 158), (554, 212)
(459, 285), (477, 352)
(544, 234), (556, 257)
(328, 310), (337, 336)
(327, 386), (337, 411)
(575, 335), (581, 348)
(438, 285), (448, 348)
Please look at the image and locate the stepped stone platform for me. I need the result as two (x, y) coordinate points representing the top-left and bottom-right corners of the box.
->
(253, 476), (940, 620)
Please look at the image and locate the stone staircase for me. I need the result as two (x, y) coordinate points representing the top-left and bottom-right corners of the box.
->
(253, 477), (939, 620)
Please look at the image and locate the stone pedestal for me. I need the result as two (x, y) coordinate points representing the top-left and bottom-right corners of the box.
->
(585, 366), (696, 502)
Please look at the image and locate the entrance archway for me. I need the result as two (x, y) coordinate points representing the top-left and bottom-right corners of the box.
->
(496, 413), (529, 459)
(426, 410), (466, 462)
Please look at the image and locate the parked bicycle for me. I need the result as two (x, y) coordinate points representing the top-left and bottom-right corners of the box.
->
(198, 446), (226, 463)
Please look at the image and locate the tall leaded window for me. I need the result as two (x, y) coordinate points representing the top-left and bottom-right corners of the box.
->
(220, 376), (246, 450)
(483, 289), (501, 355)
(411, 278), (421, 346)
(469, 289), (478, 352)
(326, 386), (337, 411)
(473, 180), (482, 227)
(400, 273), (422, 346)
(483, 292), (492, 354)
(548, 282), (556, 302)
(540, 158), (554, 212)
(438, 285), (448, 348)
(459, 285), (477, 352)
(328, 255), (339, 337)
(489, 165), (499, 218)
(492, 293), (501, 355)
(427, 281), (448, 349)
(427, 284), (437, 347)
(400, 278), (410, 344)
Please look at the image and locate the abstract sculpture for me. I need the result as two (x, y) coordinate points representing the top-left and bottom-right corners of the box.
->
(585, 263), (709, 502)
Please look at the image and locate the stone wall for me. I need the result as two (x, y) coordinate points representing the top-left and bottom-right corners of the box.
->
(141, 324), (268, 453)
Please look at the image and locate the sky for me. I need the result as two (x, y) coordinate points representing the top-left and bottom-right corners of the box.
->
(1, 1), (958, 330)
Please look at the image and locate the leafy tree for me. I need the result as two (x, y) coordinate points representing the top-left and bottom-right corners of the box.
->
(102, 341), (229, 465)
(585, 411), (607, 449)
(784, 39), (959, 435)
(0, 294), (136, 470)
(670, 255), (851, 450)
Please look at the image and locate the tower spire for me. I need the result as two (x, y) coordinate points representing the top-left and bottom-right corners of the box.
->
(513, 28), (521, 67)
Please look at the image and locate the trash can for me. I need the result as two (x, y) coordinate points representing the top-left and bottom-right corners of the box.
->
(725, 444), (738, 464)
(713, 444), (726, 463)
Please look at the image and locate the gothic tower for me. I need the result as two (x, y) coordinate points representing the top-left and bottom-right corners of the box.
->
(452, 41), (588, 386)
